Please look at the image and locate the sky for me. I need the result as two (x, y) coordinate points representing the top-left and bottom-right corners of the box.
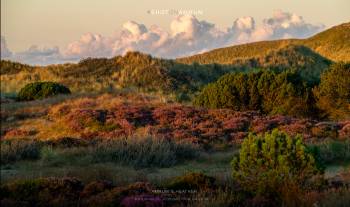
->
(1, 0), (349, 65)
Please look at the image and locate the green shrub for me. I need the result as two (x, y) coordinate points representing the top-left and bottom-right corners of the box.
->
(313, 62), (350, 120)
(194, 70), (316, 117)
(17, 82), (71, 101)
(231, 129), (322, 201)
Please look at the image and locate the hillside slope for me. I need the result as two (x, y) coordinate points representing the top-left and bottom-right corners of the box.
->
(0, 52), (234, 94)
(303, 22), (350, 62)
(177, 22), (350, 64)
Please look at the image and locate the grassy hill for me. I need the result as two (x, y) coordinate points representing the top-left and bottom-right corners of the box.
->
(0, 52), (236, 95)
(0, 45), (331, 95)
(303, 22), (350, 62)
(177, 22), (350, 64)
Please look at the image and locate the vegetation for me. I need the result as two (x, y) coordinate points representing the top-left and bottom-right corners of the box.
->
(313, 62), (350, 120)
(1, 137), (198, 168)
(0, 60), (35, 75)
(2, 92), (347, 144)
(1, 22), (349, 207)
(194, 70), (316, 117)
(231, 129), (322, 204)
(1, 139), (42, 164)
(17, 82), (71, 101)
(304, 22), (350, 62)
(164, 172), (216, 190)
(309, 140), (350, 165)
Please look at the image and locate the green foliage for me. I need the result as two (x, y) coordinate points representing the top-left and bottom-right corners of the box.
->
(17, 82), (71, 101)
(313, 62), (350, 120)
(164, 172), (216, 190)
(195, 70), (316, 117)
(231, 129), (321, 198)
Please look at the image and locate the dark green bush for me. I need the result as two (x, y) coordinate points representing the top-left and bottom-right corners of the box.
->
(313, 62), (350, 120)
(17, 82), (71, 101)
(231, 129), (322, 202)
(194, 70), (316, 117)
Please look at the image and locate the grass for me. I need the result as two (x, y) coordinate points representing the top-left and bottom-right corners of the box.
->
(1, 144), (237, 186)
(1, 138), (350, 206)
(1, 136), (198, 167)
(309, 140), (350, 165)
(38, 137), (199, 168)
(0, 139), (42, 164)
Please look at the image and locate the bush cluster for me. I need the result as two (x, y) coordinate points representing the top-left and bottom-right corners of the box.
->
(195, 70), (315, 117)
(195, 62), (350, 120)
(313, 62), (350, 120)
(231, 129), (322, 204)
(17, 82), (71, 101)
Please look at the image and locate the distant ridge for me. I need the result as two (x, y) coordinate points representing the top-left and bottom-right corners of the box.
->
(177, 22), (350, 64)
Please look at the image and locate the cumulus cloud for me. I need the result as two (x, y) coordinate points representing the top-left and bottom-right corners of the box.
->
(64, 33), (112, 59)
(1, 36), (13, 59)
(232, 16), (255, 32)
(252, 10), (324, 41)
(1, 10), (325, 65)
(13, 45), (66, 65)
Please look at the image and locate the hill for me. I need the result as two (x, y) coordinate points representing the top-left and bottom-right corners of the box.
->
(177, 22), (350, 64)
(303, 22), (350, 62)
(0, 45), (332, 95)
(0, 52), (236, 95)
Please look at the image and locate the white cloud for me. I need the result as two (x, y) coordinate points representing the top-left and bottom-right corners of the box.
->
(13, 45), (65, 65)
(257, 10), (324, 40)
(1, 36), (13, 59)
(64, 33), (112, 59)
(232, 16), (255, 32)
(1, 10), (325, 65)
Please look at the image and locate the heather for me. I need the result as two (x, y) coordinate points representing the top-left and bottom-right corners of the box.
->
(2, 93), (348, 144)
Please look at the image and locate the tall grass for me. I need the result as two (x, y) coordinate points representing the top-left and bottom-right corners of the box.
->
(1, 139), (42, 164)
(309, 140), (350, 165)
(1, 137), (199, 168)
(89, 137), (198, 168)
